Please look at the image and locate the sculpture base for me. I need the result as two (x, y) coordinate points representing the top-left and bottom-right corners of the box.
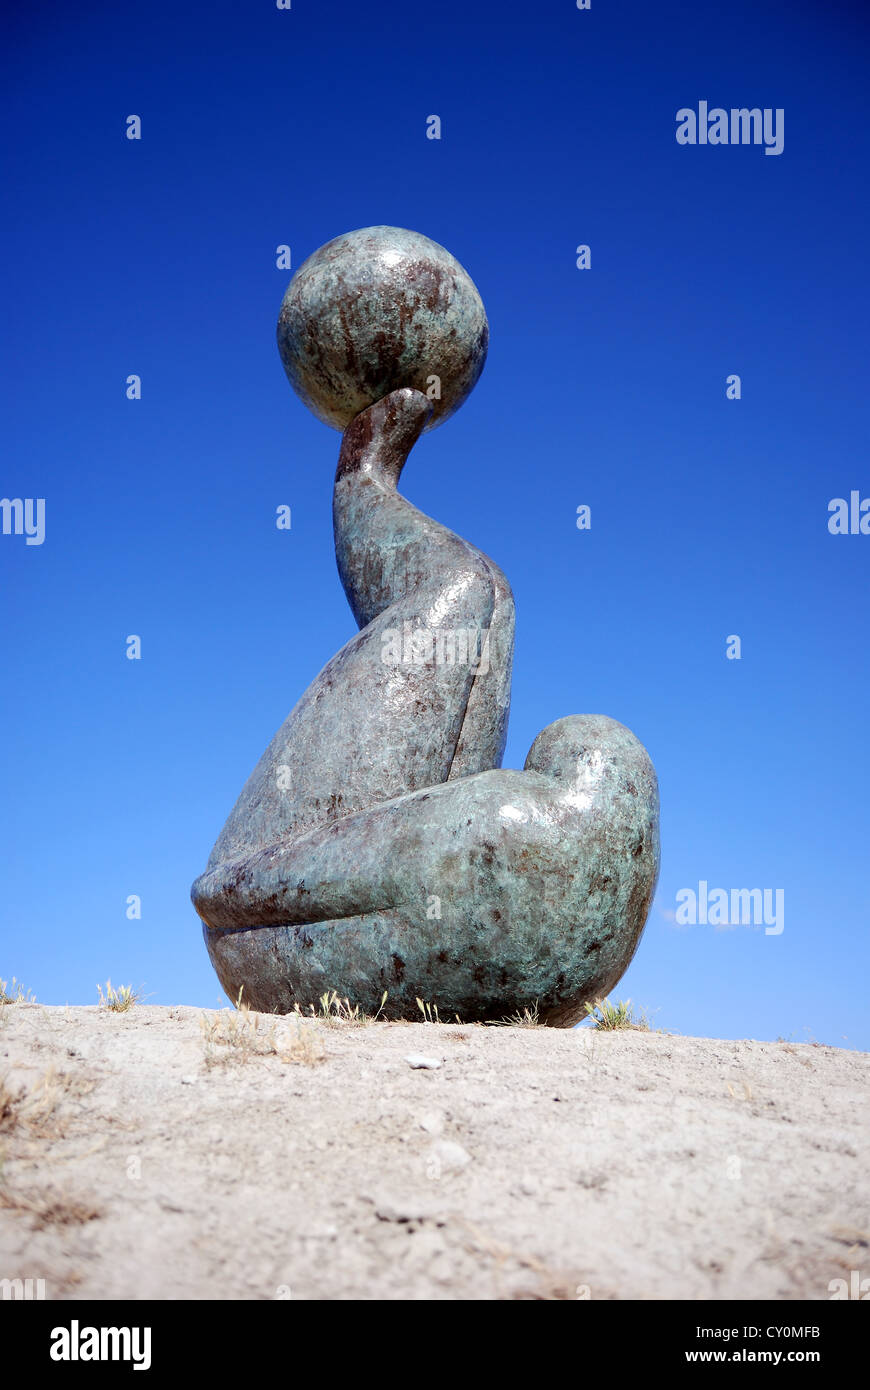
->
(203, 899), (647, 1028)
(197, 716), (660, 1028)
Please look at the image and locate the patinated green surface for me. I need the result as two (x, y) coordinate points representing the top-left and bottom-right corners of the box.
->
(192, 228), (659, 1025)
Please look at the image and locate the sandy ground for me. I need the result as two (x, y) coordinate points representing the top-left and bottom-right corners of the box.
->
(0, 1002), (867, 1301)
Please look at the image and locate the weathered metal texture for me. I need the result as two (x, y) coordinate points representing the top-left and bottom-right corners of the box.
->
(192, 230), (659, 1025)
(276, 226), (488, 431)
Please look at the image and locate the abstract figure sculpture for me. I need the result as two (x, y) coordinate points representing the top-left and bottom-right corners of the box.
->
(191, 226), (660, 1025)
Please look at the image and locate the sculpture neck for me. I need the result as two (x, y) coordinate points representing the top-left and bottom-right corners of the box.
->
(335, 388), (431, 490)
(333, 389), (475, 630)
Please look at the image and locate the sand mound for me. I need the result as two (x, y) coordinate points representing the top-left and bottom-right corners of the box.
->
(1, 1004), (866, 1300)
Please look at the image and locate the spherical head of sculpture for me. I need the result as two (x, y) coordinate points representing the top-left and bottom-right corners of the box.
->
(276, 226), (489, 432)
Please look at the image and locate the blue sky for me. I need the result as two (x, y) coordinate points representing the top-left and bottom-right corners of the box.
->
(2, 0), (868, 1047)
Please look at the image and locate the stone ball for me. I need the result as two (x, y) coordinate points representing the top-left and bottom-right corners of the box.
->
(276, 226), (489, 432)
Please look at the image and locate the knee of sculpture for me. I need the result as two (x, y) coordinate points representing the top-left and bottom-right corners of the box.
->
(191, 225), (660, 1026)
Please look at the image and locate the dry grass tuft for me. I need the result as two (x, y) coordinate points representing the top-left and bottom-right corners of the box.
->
(584, 998), (650, 1031)
(201, 990), (324, 1067)
(416, 997), (464, 1025)
(96, 981), (143, 1012)
(488, 1003), (541, 1028)
(0, 1186), (101, 1229)
(0, 1066), (95, 1140)
(290, 989), (388, 1027)
(0, 977), (35, 1006)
